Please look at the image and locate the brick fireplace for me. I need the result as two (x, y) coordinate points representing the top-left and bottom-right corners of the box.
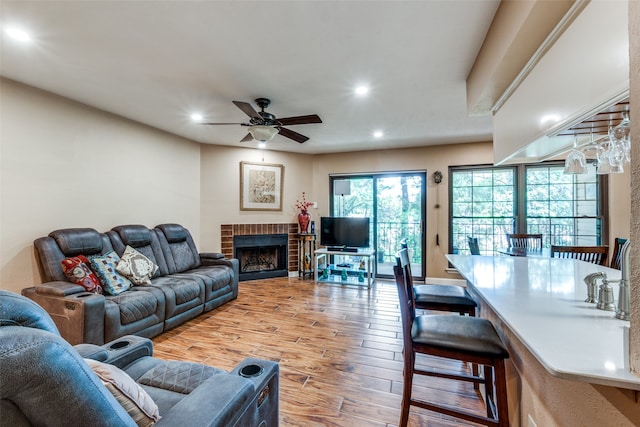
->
(221, 223), (299, 279)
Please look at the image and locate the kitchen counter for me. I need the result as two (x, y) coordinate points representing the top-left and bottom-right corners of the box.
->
(446, 254), (640, 390)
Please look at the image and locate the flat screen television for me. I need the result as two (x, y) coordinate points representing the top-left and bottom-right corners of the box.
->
(320, 217), (370, 250)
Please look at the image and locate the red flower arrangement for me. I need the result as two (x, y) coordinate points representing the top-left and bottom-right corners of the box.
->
(295, 192), (314, 213)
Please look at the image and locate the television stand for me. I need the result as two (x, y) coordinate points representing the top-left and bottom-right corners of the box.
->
(313, 248), (376, 288)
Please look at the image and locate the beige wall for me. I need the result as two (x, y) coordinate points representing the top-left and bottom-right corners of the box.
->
(199, 144), (314, 253)
(198, 142), (496, 279)
(311, 143), (495, 277)
(609, 171), (631, 246)
(0, 78), (201, 294)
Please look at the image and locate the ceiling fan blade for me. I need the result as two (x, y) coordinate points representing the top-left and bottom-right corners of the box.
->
(232, 101), (261, 119)
(276, 114), (322, 126)
(240, 133), (253, 142)
(278, 127), (309, 143)
(199, 122), (245, 125)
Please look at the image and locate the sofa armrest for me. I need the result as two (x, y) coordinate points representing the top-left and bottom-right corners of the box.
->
(34, 281), (86, 296)
(200, 255), (239, 274)
(22, 286), (106, 345)
(75, 343), (109, 361)
(155, 374), (255, 427)
(101, 335), (154, 369)
(200, 252), (225, 260)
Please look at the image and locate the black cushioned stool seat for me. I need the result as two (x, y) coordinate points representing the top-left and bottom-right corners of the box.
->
(414, 284), (477, 316)
(412, 314), (509, 359)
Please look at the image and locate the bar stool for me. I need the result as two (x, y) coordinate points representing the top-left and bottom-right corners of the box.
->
(394, 248), (510, 427)
(401, 241), (477, 316)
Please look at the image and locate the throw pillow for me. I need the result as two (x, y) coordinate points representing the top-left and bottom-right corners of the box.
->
(85, 358), (160, 426)
(60, 255), (103, 294)
(89, 251), (132, 296)
(116, 246), (159, 286)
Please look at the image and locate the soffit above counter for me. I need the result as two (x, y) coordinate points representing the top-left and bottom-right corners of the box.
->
(466, 0), (574, 116)
(491, 0), (630, 165)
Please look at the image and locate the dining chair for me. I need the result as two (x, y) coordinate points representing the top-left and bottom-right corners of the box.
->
(506, 233), (543, 250)
(400, 241), (476, 316)
(550, 245), (609, 266)
(610, 238), (628, 270)
(394, 248), (510, 427)
(468, 236), (480, 255)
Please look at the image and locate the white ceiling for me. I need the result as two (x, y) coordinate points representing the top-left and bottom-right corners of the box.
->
(0, 1), (500, 154)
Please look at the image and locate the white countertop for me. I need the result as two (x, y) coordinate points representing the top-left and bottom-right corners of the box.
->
(446, 254), (640, 390)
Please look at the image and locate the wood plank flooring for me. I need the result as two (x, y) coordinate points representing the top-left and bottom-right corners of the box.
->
(152, 277), (485, 426)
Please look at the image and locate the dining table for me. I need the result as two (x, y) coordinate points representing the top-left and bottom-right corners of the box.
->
(496, 247), (551, 257)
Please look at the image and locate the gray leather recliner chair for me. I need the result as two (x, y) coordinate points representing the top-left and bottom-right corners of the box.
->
(0, 290), (279, 427)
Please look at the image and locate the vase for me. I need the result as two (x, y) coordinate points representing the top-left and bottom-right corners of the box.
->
(298, 211), (311, 233)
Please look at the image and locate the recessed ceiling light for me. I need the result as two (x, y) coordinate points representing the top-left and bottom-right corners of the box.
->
(539, 114), (560, 126)
(5, 27), (31, 42)
(355, 85), (369, 96)
(190, 113), (203, 122)
(373, 130), (384, 138)
(258, 142), (266, 149)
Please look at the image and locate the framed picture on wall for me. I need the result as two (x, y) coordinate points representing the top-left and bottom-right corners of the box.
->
(240, 161), (284, 211)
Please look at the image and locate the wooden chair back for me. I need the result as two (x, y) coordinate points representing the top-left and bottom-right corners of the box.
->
(610, 238), (628, 270)
(506, 233), (543, 250)
(467, 237), (480, 255)
(394, 249), (416, 346)
(550, 245), (609, 266)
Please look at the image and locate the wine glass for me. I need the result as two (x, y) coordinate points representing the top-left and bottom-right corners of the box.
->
(564, 136), (587, 174)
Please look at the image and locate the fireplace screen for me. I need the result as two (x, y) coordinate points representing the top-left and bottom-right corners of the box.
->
(233, 234), (288, 280)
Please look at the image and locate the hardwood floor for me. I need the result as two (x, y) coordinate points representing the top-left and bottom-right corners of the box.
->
(152, 277), (485, 426)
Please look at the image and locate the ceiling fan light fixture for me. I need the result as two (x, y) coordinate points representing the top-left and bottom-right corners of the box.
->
(5, 27), (31, 42)
(248, 125), (278, 142)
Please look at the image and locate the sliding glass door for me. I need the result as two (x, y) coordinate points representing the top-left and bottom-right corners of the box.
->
(329, 172), (426, 279)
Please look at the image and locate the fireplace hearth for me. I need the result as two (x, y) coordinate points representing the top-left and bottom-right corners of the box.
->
(234, 234), (288, 281)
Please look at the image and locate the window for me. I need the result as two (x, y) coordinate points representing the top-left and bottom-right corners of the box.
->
(450, 167), (516, 255)
(449, 162), (605, 255)
(525, 164), (602, 246)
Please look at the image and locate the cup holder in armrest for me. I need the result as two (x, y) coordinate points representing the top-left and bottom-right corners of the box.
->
(239, 364), (264, 378)
(109, 340), (130, 351)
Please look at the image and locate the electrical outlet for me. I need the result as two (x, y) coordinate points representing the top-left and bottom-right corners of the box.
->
(312, 202), (317, 209)
(528, 414), (537, 427)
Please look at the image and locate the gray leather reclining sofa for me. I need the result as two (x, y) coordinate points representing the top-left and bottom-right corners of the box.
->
(23, 223), (239, 345)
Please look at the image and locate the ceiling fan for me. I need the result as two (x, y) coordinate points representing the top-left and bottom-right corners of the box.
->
(200, 98), (322, 143)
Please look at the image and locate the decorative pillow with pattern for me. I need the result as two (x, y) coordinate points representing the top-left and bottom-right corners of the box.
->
(88, 251), (132, 296)
(85, 358), (160, 426)
(60, 255), (103, 294)
(116, 246), (159, 286)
